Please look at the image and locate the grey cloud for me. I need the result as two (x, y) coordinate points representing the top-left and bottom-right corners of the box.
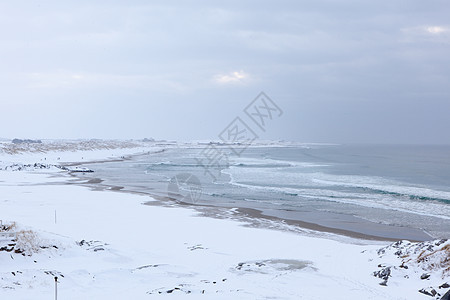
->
(0, 0), (449, 143)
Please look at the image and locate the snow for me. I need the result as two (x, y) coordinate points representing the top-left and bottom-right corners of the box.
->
(0, 139), (159, 167)
(0, 142), (449, 299)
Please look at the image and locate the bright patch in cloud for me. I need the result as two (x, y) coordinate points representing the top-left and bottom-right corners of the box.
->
(400, 25), (450, 42)
(72, 74), (84, 80)
(426, 26), (448, 34)
(214, 70), (248, 84)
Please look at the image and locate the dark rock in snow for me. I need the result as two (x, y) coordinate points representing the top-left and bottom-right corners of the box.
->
(373, 266), (391, 286)
(374, 239), (450, 296)
(440, 283), (450, 289)
(418, 287), (437, 297)
(436, 239), (447, 246)
(373, 266), (391, 280)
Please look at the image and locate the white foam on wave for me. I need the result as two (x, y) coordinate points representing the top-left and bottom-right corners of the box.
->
(223, 165), (450, 220)
(230, 180), (450, 220)
(228, 156), (329, 169)
(312, 175), (450, 201)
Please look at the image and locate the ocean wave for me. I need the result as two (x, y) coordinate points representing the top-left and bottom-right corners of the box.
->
(224, 173), (450, 220)
(312, 177), (450, 203)
(229, 156), (329, 169)
(145, 162), (199, 169)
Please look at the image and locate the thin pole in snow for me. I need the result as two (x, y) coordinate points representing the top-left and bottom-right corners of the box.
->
(54, 210), (57, 224)
(54, 276), (58, 300)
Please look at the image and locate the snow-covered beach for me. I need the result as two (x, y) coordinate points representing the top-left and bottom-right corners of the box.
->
(1, 141), (449, 299)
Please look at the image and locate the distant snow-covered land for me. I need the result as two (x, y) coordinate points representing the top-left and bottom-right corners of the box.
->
(0, 140), (449, 299)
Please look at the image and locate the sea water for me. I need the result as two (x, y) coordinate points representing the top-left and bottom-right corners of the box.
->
(83, 144), (450, 239)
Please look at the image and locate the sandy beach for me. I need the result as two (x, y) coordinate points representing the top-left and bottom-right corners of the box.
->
(75, 152), (434, 243)
(74, 171), (427, 243)
(1, 142), (449, 299)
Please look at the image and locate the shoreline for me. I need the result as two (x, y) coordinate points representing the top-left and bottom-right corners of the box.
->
(61, 147), (433, 243)
(69, 170), (431, 243)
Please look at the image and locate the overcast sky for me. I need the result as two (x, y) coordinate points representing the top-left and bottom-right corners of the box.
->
(1, 0), (449, 144)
